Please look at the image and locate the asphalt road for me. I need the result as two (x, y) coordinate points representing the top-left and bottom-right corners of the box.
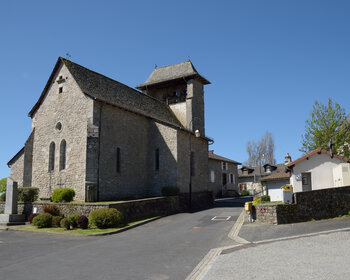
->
(0, 197), (251, 280)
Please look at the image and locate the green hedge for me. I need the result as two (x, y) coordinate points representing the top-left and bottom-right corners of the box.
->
(89, 208), (123, 229)
(18, 187), (39, 202)
(161, 186), (180, 196)
(51, 188), (75, 203)
(261, 195), (271, 202)
(33, 213), (52, 228)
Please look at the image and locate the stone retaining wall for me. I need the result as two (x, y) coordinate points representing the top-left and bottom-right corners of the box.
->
(254, 186), (350, 224)
(0, 191), (213, 221)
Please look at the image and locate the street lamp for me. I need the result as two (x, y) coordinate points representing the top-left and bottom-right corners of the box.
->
(189, 120), (201, 210)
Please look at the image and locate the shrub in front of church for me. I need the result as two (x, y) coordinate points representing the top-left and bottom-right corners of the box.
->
(77, 215), (89, 229)
(67, 213), (80, 228)
(51, 188), (75, 203)
(32, 213), (53, 228)
(0, 193), (5, 202)
(17, 187), (39, 202)
(52, 216), (62, 227)
(89, 208), (123, 229)
(43, 205), (61, 216)
(161, 186), (180, 196)
(28, 213), (39, 223)
(60, 218), (71, 230)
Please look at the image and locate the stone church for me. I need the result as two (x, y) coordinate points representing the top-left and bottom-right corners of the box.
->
(8, 57), (213, 201)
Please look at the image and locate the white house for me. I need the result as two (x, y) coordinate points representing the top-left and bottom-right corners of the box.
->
(288, 148), (350, 193)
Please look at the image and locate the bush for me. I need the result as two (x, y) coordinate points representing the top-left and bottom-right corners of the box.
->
(0, 193), (5, 202)
(67, 214), (80, 228)
(260, 195), (271, 202)
(0, 177), (7, 194)
(18, 187), (39, 202)
(52, 216), (62, 227)
(89, 208), (123, 229)
(161, 186), (180, 196)
(77, 215), (89, 229)
(253, 197), (261, 205)
(51, 188), (75, 203)
(33, 213), (52, 228)
(60, 218), (71, 230)
(43, 205), (60, 216)
(241, 190), (249, 196)
(28, 213), (39, 223)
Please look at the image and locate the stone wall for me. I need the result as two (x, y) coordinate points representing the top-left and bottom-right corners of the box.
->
(31, 62), (92, 201)
(10, 152), (24, 187)
(0, 191), (213, 221)
(254, 185), (350, 224)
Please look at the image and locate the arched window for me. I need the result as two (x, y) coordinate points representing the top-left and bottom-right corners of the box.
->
(60, 140), (66, 171)
(49, 142), (55, 172)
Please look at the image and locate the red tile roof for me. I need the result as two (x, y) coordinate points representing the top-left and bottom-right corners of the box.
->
(288, 147), (350, 168)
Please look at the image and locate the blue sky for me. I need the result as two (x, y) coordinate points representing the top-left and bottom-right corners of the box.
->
(1, 0), (349, 179)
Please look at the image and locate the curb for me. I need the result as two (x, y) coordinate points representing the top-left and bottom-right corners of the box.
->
(1, 216), (162, 237)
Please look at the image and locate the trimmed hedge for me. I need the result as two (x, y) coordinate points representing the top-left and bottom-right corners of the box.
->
(33, 213), (52, 228)
(43, 205), (60, 216)
(89, 208), (123, 229)
(261, 195), (271, 202)
(52, 216), (62, 227)
(28, 213), (39, 223)
(51, 188), (75, 203)
(77, 215), (89, 229)
(67, 214), (80, 228)
(60, 218), (71, 230)
(161, 186), (180, 196)
(18, 187), (39, 202)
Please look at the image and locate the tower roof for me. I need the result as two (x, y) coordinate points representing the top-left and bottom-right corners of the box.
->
(136, 61), (210, 90)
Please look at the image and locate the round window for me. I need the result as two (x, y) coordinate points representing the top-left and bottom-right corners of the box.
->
(56, 122), (62, 131)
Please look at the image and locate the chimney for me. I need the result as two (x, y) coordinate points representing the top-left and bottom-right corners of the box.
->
(284, 153), (292, 165)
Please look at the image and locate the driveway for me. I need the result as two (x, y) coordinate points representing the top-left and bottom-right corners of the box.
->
(0, 197), (251, 280)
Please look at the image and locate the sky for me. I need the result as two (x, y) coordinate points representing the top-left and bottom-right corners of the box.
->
(0, 0), (349, 179)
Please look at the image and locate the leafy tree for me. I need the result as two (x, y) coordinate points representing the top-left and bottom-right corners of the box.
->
(246, 131), (276, 167)
(0, 177), (7, 193)
(300, 98), (350, 156)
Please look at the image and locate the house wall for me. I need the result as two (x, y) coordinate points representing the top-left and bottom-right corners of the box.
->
(290, 153), (344, 192)
(10, 153), (24, 187)
(208, 159), (238, 197)
(31, 62), (92, 200)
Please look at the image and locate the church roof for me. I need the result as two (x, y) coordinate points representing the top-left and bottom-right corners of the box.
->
(136, 61), (210, 90)
(29, 58), (182, 128)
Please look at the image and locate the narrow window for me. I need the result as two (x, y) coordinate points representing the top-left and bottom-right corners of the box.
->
(49, 142), (55, 172)
(222, 162), (227, 171)
(59, 140), (66, 171)
(210, 170), (215, 183)
(190, 152), (195, 176)
(230, 173), (235, 184)
(155, 148), (160, 171)
(59, 87), (63, 93)
(116, 147), (121, 173)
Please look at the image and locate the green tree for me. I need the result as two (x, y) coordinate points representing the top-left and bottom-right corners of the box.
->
(300, 98), (349, 156)
(0, 177), (7, 193)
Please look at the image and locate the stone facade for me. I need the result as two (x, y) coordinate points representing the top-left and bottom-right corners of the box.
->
(8, 58), (213, 202)
(254, 185), (350, 224)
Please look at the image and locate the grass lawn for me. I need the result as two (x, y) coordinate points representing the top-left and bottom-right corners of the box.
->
(15, 216), (159, 235)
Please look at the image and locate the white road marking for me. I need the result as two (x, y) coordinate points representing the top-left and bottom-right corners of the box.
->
(211, 216), (231, 221)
